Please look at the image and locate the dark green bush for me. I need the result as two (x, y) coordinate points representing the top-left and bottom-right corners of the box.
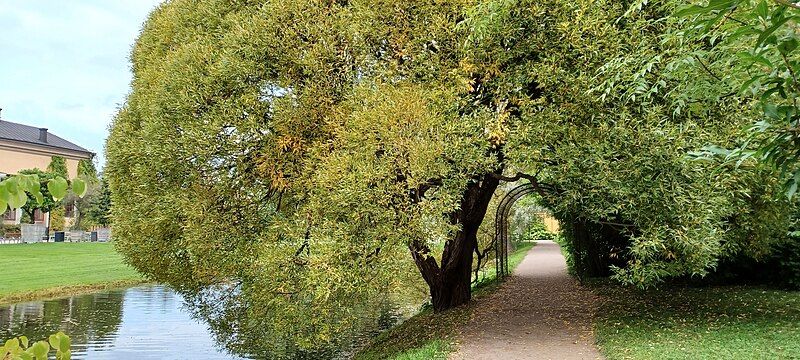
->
(773, 237), (800, 290)
(675, 206), (800, 290)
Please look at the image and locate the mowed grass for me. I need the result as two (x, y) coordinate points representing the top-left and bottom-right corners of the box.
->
(355, 243), (535, 360)
(0, 243), (143, 303)
(595, 283), (800, 359)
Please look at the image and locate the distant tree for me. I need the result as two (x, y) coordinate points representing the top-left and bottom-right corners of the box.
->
(86, 177), (111, 227)
(42, 157), (70, 230)
(47, 156), (69, 178)
(18, 169), (60, 225)
(77, 159), (98, 181)
(49, 206), (65, 231)
(66, 159), (100, 230)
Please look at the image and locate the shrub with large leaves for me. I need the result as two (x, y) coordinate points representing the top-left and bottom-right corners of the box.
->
(0, 174), (86, 217)
(1, 332), (71, 360)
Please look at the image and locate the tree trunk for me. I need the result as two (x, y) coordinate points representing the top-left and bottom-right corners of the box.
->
(410, 172), (500, 312)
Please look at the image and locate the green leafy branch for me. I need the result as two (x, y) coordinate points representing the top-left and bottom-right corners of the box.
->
(2, 332), (71, 360)
(0, 174), (87, 214)
(679, 0), (800, 198)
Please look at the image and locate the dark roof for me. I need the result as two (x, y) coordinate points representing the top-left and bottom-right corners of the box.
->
(0, 120), (93, 156)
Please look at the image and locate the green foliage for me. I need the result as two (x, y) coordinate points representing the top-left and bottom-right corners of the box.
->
(521, 222), (555, 242)
(554, 234), (577, 277)
(47, 177), (69, 201)
(0, 170), (87, 227)
(76, 160), (98, 182)
(771, 208), (800, 289)
(85, 177), (111, 228)
(68, 160), (99, 230)
(676, 0), (800, 199)
(107, 0), (485, 352)
(771, 237), (800, 289)
(670, 0), (800, 288)
(17, 170), (61, 224)
(466, 0), (792, 285)
(105, 0), (796, 351)
(65, 164), (103, 230)
(0, 225), (20, 237)
(47, 157), (69, 178)
(505, 196), (552, 245)
(0, 173), (40, 212)
(1, 332), (71, 360)
(49, 207), (65, 232)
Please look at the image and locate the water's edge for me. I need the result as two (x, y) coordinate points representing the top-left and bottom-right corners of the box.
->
(0, 284), (415, 360)
(0, 279), (148, 306)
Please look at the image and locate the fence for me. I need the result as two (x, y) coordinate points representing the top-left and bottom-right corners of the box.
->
(96, 228), (112, 242)
(67, 230), (90, 242)
(0, 226), (112, 244)
(0, 237), (23, 245)
(21, 224), (47, 243)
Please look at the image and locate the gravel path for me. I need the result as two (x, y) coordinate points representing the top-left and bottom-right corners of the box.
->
(452, 241), (602, 360)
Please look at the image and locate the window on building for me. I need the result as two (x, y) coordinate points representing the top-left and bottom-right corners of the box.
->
(3, 209), (15, 221)
(65, 203), (75, 218)
(34, 209), (45, 223)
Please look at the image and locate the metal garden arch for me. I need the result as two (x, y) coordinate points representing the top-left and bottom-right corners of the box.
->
(494, 182), (539, 278)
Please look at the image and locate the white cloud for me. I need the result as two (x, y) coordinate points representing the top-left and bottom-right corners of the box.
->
(0, 0), (162, 167)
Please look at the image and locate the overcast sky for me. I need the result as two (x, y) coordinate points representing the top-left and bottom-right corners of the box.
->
(0, 0), (162, 167)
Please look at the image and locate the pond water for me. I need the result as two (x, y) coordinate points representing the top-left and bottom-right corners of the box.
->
(0, 285), (411, 359)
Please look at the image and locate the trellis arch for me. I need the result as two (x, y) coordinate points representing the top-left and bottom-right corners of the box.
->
(494, 182), (539, 278)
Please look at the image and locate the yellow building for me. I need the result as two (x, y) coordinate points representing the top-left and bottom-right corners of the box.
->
(0, 118), (94, 226)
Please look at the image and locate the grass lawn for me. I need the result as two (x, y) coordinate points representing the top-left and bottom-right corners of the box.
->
(355, 242), (535, 360)
(0, 242), (143, 304)
(595, 283), (800, 359)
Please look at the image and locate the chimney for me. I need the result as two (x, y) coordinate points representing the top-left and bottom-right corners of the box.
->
(39, 128), (48, 143)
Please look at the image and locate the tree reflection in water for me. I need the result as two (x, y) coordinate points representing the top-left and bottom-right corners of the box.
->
(0, 291), (124, 353)
(181, 283), (424, 360)
(0, 285), (424, 360)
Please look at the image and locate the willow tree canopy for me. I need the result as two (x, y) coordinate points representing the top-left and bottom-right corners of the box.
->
(107, 0), (790, 355)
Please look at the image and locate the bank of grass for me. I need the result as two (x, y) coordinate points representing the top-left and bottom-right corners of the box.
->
(594, 282), (800, 359)
(0, 242), (144, 304)
(355, 242), (535, 360)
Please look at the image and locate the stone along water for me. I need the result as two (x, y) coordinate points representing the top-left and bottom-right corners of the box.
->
(0, 285), (413, 359)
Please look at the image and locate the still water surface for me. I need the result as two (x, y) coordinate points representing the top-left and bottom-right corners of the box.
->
(0, 285), (413, 359)
(0, 285), (248, 359)
(1, 284), (416, 360)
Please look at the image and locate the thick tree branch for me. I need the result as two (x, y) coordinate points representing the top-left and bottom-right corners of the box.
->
(490, 171), (562, 199)
(408, 240), (441, 288)
(491, 172), (538, 183)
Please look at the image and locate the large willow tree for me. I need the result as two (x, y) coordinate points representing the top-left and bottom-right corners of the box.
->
(107, 0), (791, 353)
